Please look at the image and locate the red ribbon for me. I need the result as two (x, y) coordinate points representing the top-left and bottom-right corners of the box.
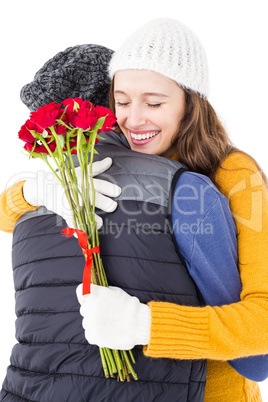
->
(62, 227), (100, 295)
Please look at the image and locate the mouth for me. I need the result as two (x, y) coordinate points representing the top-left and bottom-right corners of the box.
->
(129, 130), (160, 145)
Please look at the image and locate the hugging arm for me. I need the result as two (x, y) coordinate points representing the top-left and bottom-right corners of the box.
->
(76, 167), (268, 381)
(169, 171), (268, 381)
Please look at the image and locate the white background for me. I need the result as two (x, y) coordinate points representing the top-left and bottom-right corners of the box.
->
(0, 0), (267, 399)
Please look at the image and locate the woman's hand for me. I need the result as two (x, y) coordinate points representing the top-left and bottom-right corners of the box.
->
(76, 284), (151, 350)
(23, 157), (121, 228)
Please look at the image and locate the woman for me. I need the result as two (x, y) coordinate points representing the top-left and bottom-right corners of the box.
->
(76, 19), (268, 401)
(0, 22), (267, 401)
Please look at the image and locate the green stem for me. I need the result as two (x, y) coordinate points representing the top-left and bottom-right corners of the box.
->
(90, 258), (97, 285)
(66, 132), (78, 181)
(128, 350), (136, 364)
(112, 349), (123, 372)
(76, 129), (85, 171)
(73, 130), (93, 236)
(120, 351), (130, 382)
(99, 348), (109, 378)
(84, 163), (96, 243)
(92, 254), (108, 287)
(122, 351), (138, 380)
(63, 166), (86, 230)
(104, 348), (117, 374)
(103, 348), (114, 377)
(39, 155), (62, 184)
(36, 135), (61, 169)
(50, 126), (65, 164)
(88, 131), (98, 238)
(58, 167), (79, 228)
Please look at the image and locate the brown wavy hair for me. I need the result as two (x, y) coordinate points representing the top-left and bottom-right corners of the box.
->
(167, 88), (236, 184)
(109, 79), (265, 186)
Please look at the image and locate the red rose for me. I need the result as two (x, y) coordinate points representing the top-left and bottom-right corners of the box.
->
(80, 100), (94, 111)
(18, 119), (43, 143)
(73, 108), (98, 130)
(30, 102), (62, 129)
(63, 98), (95, 112)
(62, 101), (80, 127)
(53, 110), (69, 135)
(62, 99), (96, 130)
(68, 138), (78, 154)
(54, 123), (67, 135)
(95, 106), (117, 132)
(62, 98), (84, 111)
(62, 107), (76, 128)
(24, 139), (56, 154)
(95, 105), (111, 119)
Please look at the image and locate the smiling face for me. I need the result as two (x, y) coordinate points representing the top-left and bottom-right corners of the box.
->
(113, 69), (186, 157)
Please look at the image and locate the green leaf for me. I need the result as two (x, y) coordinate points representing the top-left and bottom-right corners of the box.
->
(26, 146), (43, 159)
(29, 130), (40, 138)
(47, 138), (55, 145)
(42, 154), (48, 163)
(68, 129), (78, 137)
(91, 116), (106, 133)
(77, 129), (85, 160)
(96, 134), (106, 141)
(74, 100), (80, 111)
(58, 135), (65, 149)
(81, 133), (87, 145)
(56, 119), (72, 130)
(53, 148), (60, 159)
(42, 129), (49, 138)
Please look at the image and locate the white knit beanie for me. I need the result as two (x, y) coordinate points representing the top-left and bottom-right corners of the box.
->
(109, 18), (209, 98)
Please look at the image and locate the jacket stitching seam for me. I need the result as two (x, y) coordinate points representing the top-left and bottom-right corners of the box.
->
(1, 387), (37, 402)
(186, 361), (193, 401)
(16, 282), (80, 292)
(98, 254), (185, 264)
(13, 255), (84, 271)
(15, 285), (198, 297)
(12, 231), (64, 247)
(17, 310), (79, 317)
(13, 254), (183, 272)
(7, 364), (206, 386)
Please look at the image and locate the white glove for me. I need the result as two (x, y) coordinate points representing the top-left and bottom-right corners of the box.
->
(23, 157), (121, 229)
(76, 284), (151, 350)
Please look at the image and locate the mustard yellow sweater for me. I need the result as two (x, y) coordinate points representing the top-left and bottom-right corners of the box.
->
(0, 152), (267, 401)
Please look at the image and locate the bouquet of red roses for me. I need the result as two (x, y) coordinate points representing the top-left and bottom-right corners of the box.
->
(18, 98), (137, 381)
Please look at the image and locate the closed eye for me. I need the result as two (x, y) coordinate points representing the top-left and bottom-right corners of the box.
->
(115, 102), (130, 107)
(147, 103), (161, 108)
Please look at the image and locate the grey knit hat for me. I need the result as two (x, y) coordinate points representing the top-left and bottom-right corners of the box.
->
(20, 44), (114, 111)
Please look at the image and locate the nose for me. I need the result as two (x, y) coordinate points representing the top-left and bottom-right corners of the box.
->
(127, 104), (147, 128)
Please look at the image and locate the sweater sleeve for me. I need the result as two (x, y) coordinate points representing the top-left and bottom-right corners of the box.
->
(169, 170), (268, 381)
(0, 181), (38, 233)
(170, 171), (240, 306)
(144, 152), (268, 362)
